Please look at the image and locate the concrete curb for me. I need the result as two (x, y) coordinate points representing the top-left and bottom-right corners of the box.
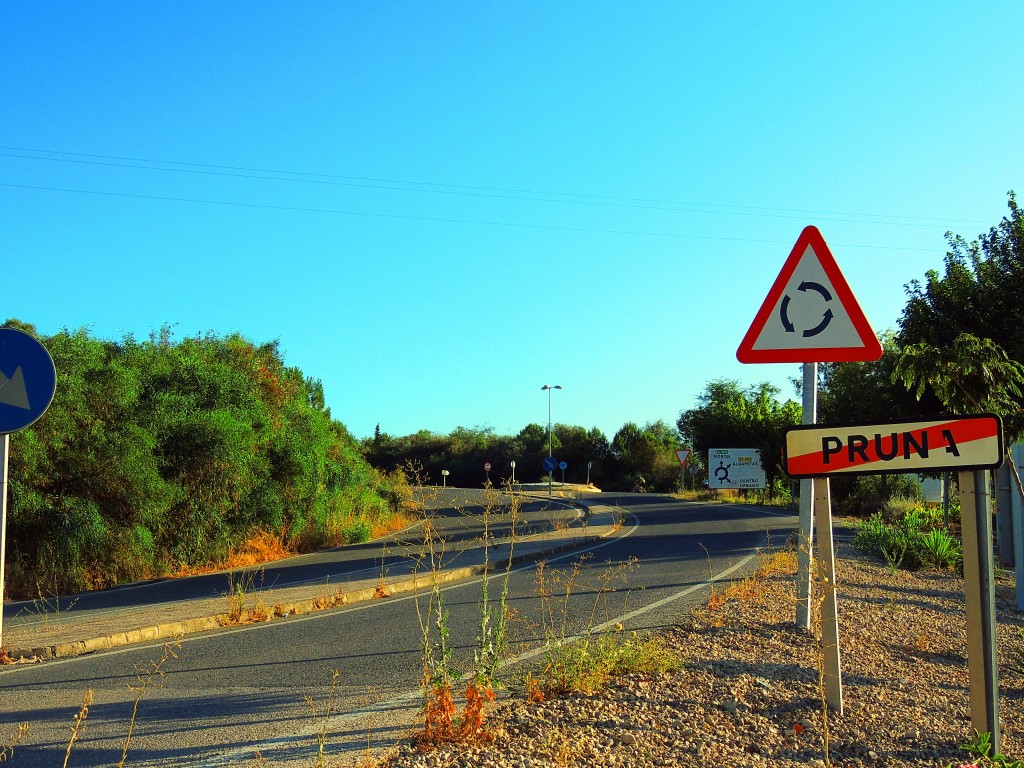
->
(7, 508), (622, 663)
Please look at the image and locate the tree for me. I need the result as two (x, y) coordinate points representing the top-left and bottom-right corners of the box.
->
(610, 420), (680, 491)
(552, 424), (609, 484)
(818, 333), (944, 425)
(895, 333), (1024, 442)
(677, 380), (800, 493)
(897, 191), (1024, 439)
(900, 192), (1023, 353)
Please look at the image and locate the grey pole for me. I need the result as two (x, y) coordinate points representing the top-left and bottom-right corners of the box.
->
(796, 362), (817, 629)
(959, 469), (1000, 753)
(542, 385), (561, 496)
(0, 434), (8, 647)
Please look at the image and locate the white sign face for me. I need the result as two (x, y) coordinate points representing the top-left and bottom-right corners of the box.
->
(708, 448), (766, 489)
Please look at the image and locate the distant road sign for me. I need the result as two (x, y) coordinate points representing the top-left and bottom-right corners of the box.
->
(737, 226), (883, 364)
(0, 328), (56, 434)
(542, 456), (557, 472)
(675, 449), (691, 467)
(558, 461), (567, 470)
(785, 415), (1004, 478)
(483, 462), (492, 471)
(708, 448), (766, 489)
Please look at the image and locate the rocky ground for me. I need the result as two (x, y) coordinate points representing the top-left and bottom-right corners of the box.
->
(376, 538), (1024, 768)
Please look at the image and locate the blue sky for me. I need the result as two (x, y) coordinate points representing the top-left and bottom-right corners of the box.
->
(3, 2), (1021, 442)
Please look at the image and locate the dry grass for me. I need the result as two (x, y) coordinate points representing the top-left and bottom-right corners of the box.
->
(172, 529), (293, 578)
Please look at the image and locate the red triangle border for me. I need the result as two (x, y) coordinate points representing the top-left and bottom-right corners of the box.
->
(736, 226), (883, 364)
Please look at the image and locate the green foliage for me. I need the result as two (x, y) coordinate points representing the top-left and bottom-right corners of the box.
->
(917, 527), (963, 570)
(609, 420), (681, 491)
(833, 474), (925, 517)
(852, 509), (961, 572)
(897, 192), (1024, 442)
(947, 730), (1024, 768)
(819, 333), (944, 426)
(677, 380), (800, 496)
(536, 632), (682, 696)
(4, 323), (394, 596)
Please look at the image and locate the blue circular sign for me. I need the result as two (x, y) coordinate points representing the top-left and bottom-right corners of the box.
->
(558, 461), (567, 470)
(0, 328), (56, 434)
(542, 456), (557, 472)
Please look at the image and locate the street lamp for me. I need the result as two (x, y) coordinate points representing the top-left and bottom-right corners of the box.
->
(541, 384), (562, 495)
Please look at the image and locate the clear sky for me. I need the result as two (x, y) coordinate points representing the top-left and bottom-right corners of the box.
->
(3, 2), (1021, 442)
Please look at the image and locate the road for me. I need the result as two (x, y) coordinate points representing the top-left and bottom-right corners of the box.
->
(0, 493), (796, 767)
(2, 487), (575, 641)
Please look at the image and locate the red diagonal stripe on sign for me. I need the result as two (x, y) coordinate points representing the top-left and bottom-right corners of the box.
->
(788, 418), (997, 475)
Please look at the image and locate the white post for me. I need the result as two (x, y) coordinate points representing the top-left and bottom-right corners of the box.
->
(813, 476), (842, 713)
(796, 362), (816, 629)
(959, 469), (1000, 752)
(0, 434), (9, 647)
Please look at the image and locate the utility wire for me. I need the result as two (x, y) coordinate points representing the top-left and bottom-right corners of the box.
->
(0, 181), (944, 252)
(0, 145), (988, 228)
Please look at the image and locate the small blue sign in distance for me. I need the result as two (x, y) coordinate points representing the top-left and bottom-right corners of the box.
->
(0, 328), (57, 435)
(558, 461), (567, 470)
(542, 456), (557, 472)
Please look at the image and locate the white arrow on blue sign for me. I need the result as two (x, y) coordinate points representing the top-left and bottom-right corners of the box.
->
(542, 456), (557, 472)
(0, 328), (56, 434)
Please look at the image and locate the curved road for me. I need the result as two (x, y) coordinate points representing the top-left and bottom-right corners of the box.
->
(0, 492), (796, 767)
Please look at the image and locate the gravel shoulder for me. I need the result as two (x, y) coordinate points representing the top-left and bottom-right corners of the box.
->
(377, 537), (1024, 768)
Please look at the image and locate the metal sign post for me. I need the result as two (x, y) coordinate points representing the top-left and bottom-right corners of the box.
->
(1012, 444), (1024, 611)
(736, 226), (881, 630)
(813, 475), (842, 712)
(0, 435), (9, 644)
(675, 449), (691, 494)
(0, 328), (58, 649)
(959, 469), (1000, 753)
(796, 363), (816, 629)
(786, 415), (1005, 750)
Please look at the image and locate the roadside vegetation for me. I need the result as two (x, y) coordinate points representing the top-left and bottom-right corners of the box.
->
(4, 322), (412, 598)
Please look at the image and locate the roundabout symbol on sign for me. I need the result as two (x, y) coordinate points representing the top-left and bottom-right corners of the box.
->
(780, 281), (834, 338)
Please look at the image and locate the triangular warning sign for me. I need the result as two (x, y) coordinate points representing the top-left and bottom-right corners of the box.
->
(736, 226), (883, 364)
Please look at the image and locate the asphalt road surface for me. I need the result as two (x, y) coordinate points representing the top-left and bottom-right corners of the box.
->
(0, 493), (796, 767)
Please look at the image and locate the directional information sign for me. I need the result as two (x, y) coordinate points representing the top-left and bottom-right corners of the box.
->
(737, 226), (883, 363)
(675, 449), (691, 467)
(0, 328), (56, 434)
(708, 448), (765, 489)
(785, 415), (1004, 478)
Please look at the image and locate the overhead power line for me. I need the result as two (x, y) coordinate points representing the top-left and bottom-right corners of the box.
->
(0, 181), (944, 252)
(0, 145), (989, 229)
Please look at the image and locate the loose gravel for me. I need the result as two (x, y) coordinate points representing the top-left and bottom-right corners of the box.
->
(375, 538), (1024, 767)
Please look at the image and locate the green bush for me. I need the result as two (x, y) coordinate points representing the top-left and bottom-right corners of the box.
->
(917, 528), (962, 570)
(341, 519), (373, 545)
(4, 323), (397, 596)
(835, 474), (925, 517)
(852, 509), (961, 572)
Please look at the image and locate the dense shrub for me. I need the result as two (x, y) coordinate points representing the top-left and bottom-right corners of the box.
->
(834, 474), (925, 517)
(852, 509), (961, 571)
(5, 322), (400, 597)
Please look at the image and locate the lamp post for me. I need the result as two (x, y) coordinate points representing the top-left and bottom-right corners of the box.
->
(541, 384), (562, 496)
